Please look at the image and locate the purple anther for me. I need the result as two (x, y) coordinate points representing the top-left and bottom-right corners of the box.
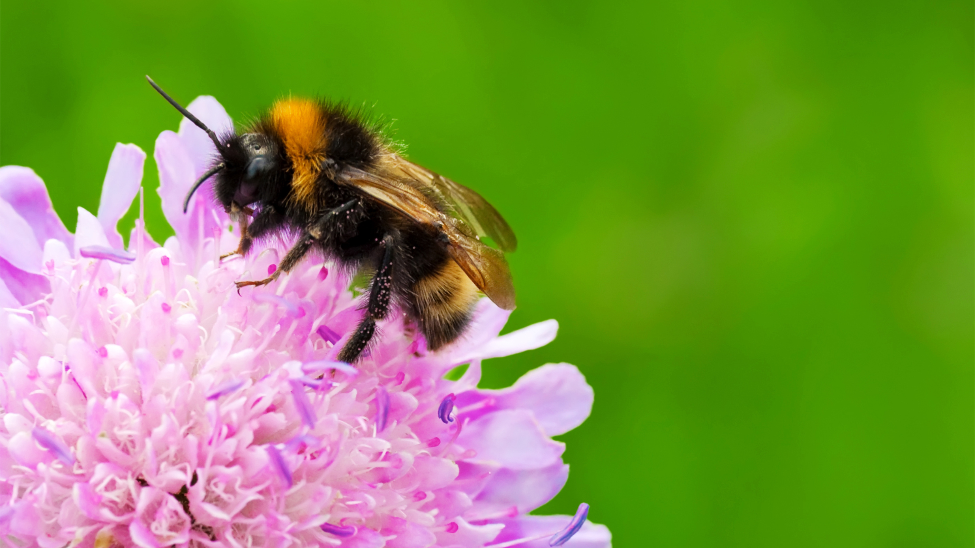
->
(267, 263), (277, 276)
(316, 325), (341, 345)
(321, 522), (356, 538)
(426, 437), (441, 448)
(548, 503), (589, 547)
(207, 379), (244, 400)
(298, 375), (330, 389)
(302, 360), (357, 378)
(161, 256), (170, 266)
(79, 245), (136, 264)
(413, 491), (426, 501)
(253, 293), (302, 318)
(31, 427), (75, 465)
(161, 302), (171, 314)
(317, 266), (328, 281)
(394, 371), (405, 385)
(375, 386), (390, 432)
(289, 379), (317, 428)
(97, 346), (108, 358)
(438, 393), (456, 424)
(266, 445), (293, 487)
(445, 522), (459, 534)
(98, 286), (108, 297)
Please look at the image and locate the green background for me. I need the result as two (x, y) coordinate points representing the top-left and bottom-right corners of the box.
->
(1, 1), (972, 546)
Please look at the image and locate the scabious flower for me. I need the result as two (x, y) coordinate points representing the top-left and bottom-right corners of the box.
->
(0, 96), (611, 547)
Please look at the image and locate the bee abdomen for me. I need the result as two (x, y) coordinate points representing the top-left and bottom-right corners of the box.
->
(412, 260), (479, 350)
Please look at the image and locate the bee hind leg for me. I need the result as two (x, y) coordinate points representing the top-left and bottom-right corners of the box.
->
(338, 233), (397, 363)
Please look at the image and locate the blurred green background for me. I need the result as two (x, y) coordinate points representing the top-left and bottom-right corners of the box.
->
(1, 0), (972, 546)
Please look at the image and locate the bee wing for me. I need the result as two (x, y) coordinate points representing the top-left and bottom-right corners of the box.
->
(337, 164), (516, 310)
(384, 154), (518, 252)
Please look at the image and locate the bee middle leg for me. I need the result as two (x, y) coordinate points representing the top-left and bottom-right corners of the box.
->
(235, 231), (315, 290)
(234, 201), (359, 289)
(338, 233), (397, 363)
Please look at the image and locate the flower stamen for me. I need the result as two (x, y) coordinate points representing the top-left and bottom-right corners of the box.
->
(438, 393), (456, 423)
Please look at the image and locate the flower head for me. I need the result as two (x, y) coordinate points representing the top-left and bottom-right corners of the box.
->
(0, 97), (610, 547)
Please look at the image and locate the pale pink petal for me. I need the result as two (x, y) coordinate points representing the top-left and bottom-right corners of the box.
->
(154, 130), (196, 246)
(8, 430), (48, 468)
(469, 319), (558, 361)
(474, 461), (569, 515)
(179, 96), (233, 176)
(409, 455), (459, 490)
(0, 197), (44, 273)
(455, 409), (565, 470)
(73, 207), (111, 258)
(490, 515), (611, 548)
(97, 143), (146, 249)
(456, 363), (593, 437)
(384, 518), (437, 548)
(0, 166), (72, 248)
(444, 299), (512, 365)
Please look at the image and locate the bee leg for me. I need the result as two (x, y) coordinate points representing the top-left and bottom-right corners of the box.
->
(220, 213), (251, 261)
(339, 234), (397, 363)
(235, 229), (315, 290)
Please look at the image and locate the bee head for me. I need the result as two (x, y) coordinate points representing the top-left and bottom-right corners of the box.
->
(146, 76), (280, 214)
(211, 133), (280, 213)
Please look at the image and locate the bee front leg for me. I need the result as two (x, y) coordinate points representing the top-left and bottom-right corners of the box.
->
(338, 233), (397, 363)
(223, 206), (283, 262)
(220, 212), (251, 261)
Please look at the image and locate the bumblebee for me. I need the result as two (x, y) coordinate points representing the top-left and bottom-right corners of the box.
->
(147, 77), (516, 363)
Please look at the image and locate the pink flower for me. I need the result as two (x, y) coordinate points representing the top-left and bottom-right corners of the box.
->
(0, 96), (611, 547)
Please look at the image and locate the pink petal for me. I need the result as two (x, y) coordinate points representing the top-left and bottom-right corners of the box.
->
(0, 166), (72, 248)
(97, 143), (146, 249)
(0, 197), (44, 273)
(436, 517), (504, 547)
(154, 130), (196, 248)
(0, 257), (49, 306)
(73, 482), (104, 520)
(470, 319), (558, 361)
(0, 278), (18, 308)
(490, 515), (611, 548)
(455, 409), (565, 470)
(457, 363), (593, 437)
(73, 207), (111, 258)
(178, 96), (233, 176)
(474, 461), (569, 515)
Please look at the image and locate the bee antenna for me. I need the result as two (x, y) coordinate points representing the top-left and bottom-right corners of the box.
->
(145, 75), (227, 154)
(183, 163), (225, 213)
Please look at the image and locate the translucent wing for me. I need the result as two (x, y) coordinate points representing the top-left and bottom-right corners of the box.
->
(336, 164), (516, 310)
(384, 154), (517, 252)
